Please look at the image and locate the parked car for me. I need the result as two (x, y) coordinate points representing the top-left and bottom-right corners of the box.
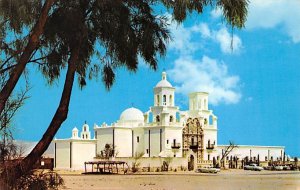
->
(263, 166), (273, 170)
(274, 165), (283, 170)
(244, 163), (264, 171)
(283, 165), (291, 170)
(196, 166), (220, 173)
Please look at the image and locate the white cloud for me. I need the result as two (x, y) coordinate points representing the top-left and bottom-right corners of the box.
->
(215, 28), (242, 54)
(210, 8), (222, 19)
(168, 56), (241, 105)
(168, 21), (242, 55)
(191, 23), (211, 38)
(246, 0), (300, 43)
(168, 22), (202, 55)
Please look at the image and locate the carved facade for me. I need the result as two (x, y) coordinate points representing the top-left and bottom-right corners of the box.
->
(183, 118), (204, 164)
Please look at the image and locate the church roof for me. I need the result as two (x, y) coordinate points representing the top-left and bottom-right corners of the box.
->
(155, 71), (173, 88)
(120, 107), (144, 122)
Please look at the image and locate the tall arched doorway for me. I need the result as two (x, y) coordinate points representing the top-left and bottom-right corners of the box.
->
(188, 155), (194, 171)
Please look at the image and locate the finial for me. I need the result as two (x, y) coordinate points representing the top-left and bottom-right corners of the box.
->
(85, 120), (87, 124)
(162, 71), (167, 80)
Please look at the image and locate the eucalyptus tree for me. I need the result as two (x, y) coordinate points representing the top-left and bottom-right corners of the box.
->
(0, 0), (56, 114)
(0, 0), (248, 185)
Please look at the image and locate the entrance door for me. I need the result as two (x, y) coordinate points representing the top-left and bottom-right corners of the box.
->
(188, 155), (194, 171)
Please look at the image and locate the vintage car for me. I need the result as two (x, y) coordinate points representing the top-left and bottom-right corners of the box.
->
(244, 163), (264, 171)
(274, 165), (284, 170)
(196, 166), (220, 173)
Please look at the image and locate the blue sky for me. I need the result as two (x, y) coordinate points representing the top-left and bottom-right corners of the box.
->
(13, 0), (300, 157)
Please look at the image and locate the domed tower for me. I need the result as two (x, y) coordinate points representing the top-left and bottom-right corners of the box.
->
(81, 123), (91, 140)
(119, 107), (144, 127)
(150, 72), (179, 126)
(71, 127), (79, 139)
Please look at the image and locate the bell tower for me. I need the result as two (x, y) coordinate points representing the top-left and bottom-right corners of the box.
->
(151, 72), (179, 125)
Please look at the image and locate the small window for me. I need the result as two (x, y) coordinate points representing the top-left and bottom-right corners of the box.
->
(226, 156), (229, 160)
(208, 154), (210, 160)
(265, 156), (268, 161)
(170, 116), (173, 122)
(82, 135), (84, 139)
(167, 140), (169, 144)
(95, 131), (97, 139)
(137, 136), (139, 143)
(156, 115), (160, 122)
(163, 95), (166, 105)
(84, 127), (86, 132)
(146, 149), (149, 154)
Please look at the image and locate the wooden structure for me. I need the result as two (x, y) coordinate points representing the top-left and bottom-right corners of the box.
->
(84, 161), (127, 174)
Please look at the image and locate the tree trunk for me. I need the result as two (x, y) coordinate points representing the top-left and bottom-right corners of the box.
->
(0, 0), (56, 114)
(1, 43), (81, 186)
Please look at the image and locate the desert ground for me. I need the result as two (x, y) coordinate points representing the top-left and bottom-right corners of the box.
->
(59, 170), (300, 190)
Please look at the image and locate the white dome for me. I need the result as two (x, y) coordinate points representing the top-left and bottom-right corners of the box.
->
(120, 107), (144, 122)
(155, 71), (172, 87)
(72, 127), (78, 131)
(156, 80), (172, 87)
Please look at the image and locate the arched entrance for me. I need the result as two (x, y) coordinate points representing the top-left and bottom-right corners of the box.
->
(188, 155), (194, 171)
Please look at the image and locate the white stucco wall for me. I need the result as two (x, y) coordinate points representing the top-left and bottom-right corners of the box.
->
(217, 145), (285, 161)
(71, 141), (96, 170)
(203, 128), (218, 160)
(150, 128), (161, 157)
(133, 128), (144, 156)
(95, 127), (113, 155)
(165, 127), (183, 157)
(54, 140), (96, 170)
(114, 128), (132, 157)
(55, 141), (70, 169)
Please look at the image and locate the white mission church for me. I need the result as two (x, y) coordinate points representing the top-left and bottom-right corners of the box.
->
(54, 72), (285, 170)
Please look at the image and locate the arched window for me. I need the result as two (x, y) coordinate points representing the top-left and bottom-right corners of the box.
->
(163, 95), (166, 105)
(156, 95), (160, 106)
(84, 126), (86, 132)
(169, 95), (173, 106)
(170, 115), (173, 122)
(156, 115), (160, 122)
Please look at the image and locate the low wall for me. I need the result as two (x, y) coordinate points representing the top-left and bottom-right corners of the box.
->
(93, 157), (188, 171)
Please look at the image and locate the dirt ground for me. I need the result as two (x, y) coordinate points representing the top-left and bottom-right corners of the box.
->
(59, 170), (300, 190)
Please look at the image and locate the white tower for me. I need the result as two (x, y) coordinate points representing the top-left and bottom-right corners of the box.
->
(151, 72), (179, 125)
(80, 123), (91, 140)
(71, 127), (79, 139)
(189, 92), (209, 111)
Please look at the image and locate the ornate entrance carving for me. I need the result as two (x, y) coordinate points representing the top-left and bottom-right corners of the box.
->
(182, 118), (204, 166)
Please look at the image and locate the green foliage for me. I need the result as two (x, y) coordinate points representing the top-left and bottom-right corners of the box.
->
(14, 170), (64, 190)
(132, 152), (144, 173)
(0, 0), (42, 33)
(97, 143), (117, 159)
(1, 0), (248, 91)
